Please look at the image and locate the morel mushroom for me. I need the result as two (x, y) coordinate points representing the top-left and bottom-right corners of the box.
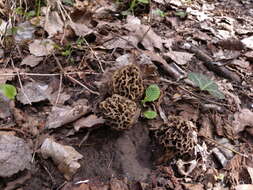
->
(111, 64), (144, 101)
(155, 116), (198, 157)
(99, 94), (140, 130)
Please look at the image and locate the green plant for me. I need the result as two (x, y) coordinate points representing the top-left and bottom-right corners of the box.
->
(153, 9), (165, 17)
(142, 84), (160, 104)
(14, 0), (42, 18)
(188, 72), (225, 99)
(121, 0), (149, 15)
(143, 110), (157, 119)
(0, 84), (17, 100)
(142, 84), (160, 119)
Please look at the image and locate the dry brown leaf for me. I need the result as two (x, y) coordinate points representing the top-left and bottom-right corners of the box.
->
(46, 103), (90, 129)
(0, 68), (15, 84)
(0, 91), (11, 119)
(235, 185), (253, 190)
(244, 51), (253, 61)
(110, 179), (129, 190)
(0, 134), (32, 177)
(241, 36), (253, 50)
(232, 109), (253, 134)
(44, 11), (64, 37)
(20, 55), (43, 67)
(183, 183), (204, 190)
(74, 114), (105, 131)
(124, 16), (163, 51)
(29, 39), (55, 56)
(40, 138), (83, 180)
(164, 51), (193, 65)
(69, 21), (93, 37)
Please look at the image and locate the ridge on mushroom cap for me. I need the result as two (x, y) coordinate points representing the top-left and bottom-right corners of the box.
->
(112, 64), (144, 101)
(154, 116), (198, 157)
(99, 94), (140, 130)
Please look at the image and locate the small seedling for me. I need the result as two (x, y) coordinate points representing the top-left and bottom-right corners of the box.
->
(0, 84), (17, 100)
(143, 110), (157, 119)
(153, 9), (165, 17)
(142, 84), (160, 104)
(188, 72), (225, 99)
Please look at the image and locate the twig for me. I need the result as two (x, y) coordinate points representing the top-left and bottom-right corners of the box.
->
(55, 73), (63, 105)
(179, 86), (230, 107)
(10, 59), (32, 105)
(203, 136), (248, 158)
(140, 26), (151, 43)
(79, 130), (91, 147)
(0, 72), (84, 76)
(83, 38), (104, 72)
(52, 53), (100, 95)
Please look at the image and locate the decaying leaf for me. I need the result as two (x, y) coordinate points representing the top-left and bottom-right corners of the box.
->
(73, 114), (105, 131)
(29, 39), (55, 56)
(241, 36), (253, 50)
(232, 109), (253, 134)
(44, 11), (64, 37)
(14, 21), (35, 42)
(40, 138), (83, 180)
(123, 16), (164, 51)
(0, 134), (32, 177)
(164, 50), (193, 65)
(16, 81), (70, 105)
(0, 68), (15, 84)
(235, 184), (253, 190)
(68, 21), (93, 37)
(46, 103), (90, 129)
(21, 55), (43, 67)
(16, 82), (50, 104)
(0, 91), (11, 119)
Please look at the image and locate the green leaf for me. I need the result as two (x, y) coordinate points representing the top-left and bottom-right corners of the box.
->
(143, 110), (157, 119)
(142, 84), (160, 104)
(137, 0), (149, 4)
(188, 72), (225, 99)
(154, 9), (165, 17)
(0, 84), (17, 100)
(174, 11), (187, 18)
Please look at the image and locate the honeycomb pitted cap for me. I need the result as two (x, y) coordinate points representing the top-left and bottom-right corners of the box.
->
(155, 116), (198, 156)
(99, 94), (140, 130)
(112, 64), (144, 101)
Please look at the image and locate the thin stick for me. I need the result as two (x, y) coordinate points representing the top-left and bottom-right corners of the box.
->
(79, 130), (91, 147)
(10, 59), (32, 105)
(55, 73), (63, 105)
(83, 38), (104, 72)
(204, 136), (248, 158)
(0, 72), (84, 76)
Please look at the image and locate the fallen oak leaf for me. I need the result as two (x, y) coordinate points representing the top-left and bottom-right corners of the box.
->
(40, 138), (83, 180)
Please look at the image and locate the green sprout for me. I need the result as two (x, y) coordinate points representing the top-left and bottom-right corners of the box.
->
(0, 84), (17, 100)
(142, 84), (160, 104)
(143, 110), (157, 119)
(142, 84), (160, 120)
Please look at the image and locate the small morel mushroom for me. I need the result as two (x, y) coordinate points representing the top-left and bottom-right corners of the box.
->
(112, 64), (144, 100)
(155, 116), (198, 157)
(99, 94), (140, 130)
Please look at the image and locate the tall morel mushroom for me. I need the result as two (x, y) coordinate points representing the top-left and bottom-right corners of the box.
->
(154, 116), (198, 157)
(99, 94), (140, 130)
(111, 64), (144, 101)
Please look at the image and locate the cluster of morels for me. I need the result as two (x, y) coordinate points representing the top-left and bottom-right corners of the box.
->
(99, 64), (144, 130)
(99, 64), (197, 157)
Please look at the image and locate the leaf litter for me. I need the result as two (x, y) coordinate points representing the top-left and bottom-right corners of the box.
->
(1, 0), (253, 189)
